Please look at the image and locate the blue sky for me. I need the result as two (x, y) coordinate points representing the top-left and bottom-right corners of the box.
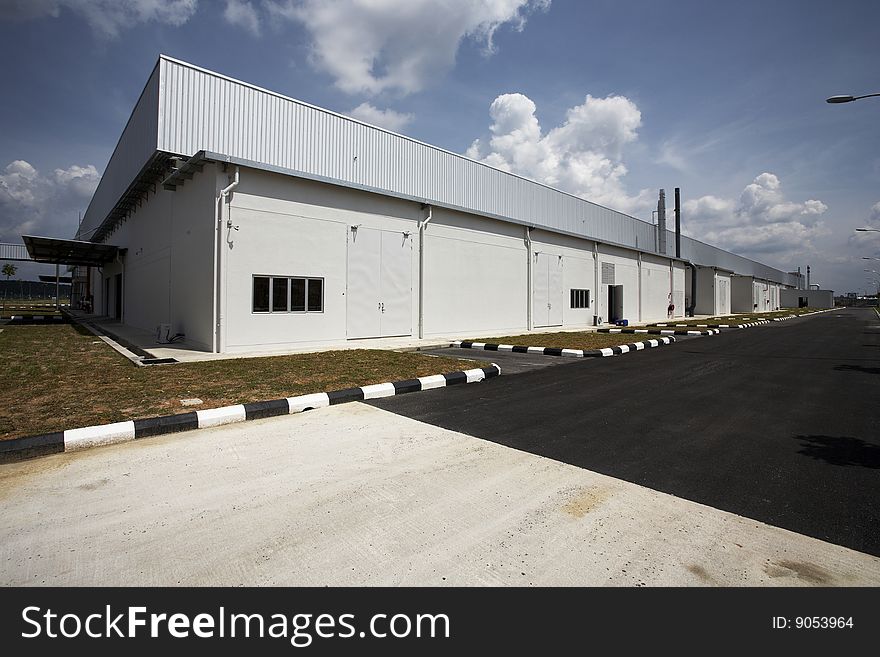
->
(1, 0), (879, 294)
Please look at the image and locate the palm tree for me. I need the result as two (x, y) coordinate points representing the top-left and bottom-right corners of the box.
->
(2, 263), (17, 280)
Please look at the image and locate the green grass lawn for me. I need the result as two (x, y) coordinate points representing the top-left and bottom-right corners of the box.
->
(0, 323), (486, 440)
(466, 331), (666, 350)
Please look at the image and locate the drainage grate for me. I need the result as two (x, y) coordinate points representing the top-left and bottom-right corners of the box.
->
(140, 357), (179, 365)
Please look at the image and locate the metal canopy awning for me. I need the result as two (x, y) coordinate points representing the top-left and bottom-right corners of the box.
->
(22, 235), (122, 267)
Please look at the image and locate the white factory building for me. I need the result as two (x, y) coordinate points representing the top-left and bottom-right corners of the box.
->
(32, 56), (801, 354)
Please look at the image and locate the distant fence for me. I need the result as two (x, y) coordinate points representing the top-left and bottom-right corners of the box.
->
(0, 280), (71, 301)
(0, 243), (32, 261)
(835, 297), (878, 307)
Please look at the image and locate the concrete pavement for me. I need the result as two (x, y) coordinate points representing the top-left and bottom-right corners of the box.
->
(371, 308), (880, 557)
(2, 402), (879, 586)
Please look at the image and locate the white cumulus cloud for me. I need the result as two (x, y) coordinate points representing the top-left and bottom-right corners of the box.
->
(683, 172), (829, 260)
(265, 0), (550, 95)
(465, 92), (653, 214)
(0, 0), (198, 38)
(849, 201), (880, 251)
(223, 0), (260, 36)
(861, 201), (880, 231)
(0, 160), (100, 242)
(348, 102), (414, 132)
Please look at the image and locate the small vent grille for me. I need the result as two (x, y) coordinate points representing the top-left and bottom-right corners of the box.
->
(601, 262), (615, 285)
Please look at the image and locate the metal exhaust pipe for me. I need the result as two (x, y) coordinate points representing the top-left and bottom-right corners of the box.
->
(657, 189), (667, 255)
(674, 187), (681, 259)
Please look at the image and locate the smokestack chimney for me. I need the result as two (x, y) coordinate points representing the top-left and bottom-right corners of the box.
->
(657, 189), (667, 255)
(797, 266), (802, 289)
(674, 187), (681, 258)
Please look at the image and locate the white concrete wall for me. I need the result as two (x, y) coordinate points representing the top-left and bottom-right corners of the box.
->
(692, 268), (732, 316)
(597, 245), (640, 323)
(530, 230), (597, 329)
(730, 276), (754, 313)
(423, 209), (527, 337)
(170, 163), (219, 350)
(90, 162), (688, 351)
(694, 267), (716, 315)
(90, 167), (215, 349)
(780, 288), (834, 309)
(641, 254), (671, 322)
(219, 169), (663, 343)
(93, 266), (123, 321)
(220, 170), (420, 352)
(97, 189), (171, 331)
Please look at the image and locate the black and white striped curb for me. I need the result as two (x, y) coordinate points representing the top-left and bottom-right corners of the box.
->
(771, 309), (835, 321)
(648, 320), (770, 329)
(0, 304), (69, 309)
(2, 314), (66, 322)
(773, 308), (837, 322)
(0, 364), (501, 463)
(597, 327), (720, 336)
(451, 337), (675, 358)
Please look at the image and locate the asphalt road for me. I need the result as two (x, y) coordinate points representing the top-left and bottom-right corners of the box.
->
(371, 308), (880, 556)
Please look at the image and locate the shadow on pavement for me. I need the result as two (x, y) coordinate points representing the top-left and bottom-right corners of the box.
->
(834, 364), (880, 375)
(794, 435), (880, 469)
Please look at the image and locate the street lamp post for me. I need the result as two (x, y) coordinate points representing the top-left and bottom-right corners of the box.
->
(866, 269), (880, 300)
(826, 93), (880, 104)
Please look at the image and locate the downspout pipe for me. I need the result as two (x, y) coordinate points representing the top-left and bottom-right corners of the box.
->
(685, 261), (697, 317)
(526, 226), (533, 330)
(418, 204), (432, 339)
(214, 165), (239, 353)
(212, 189), (221, 352)
(637, 252), (642, 322)
(593, 242), (599, 324)
(221, 166), (240, 225)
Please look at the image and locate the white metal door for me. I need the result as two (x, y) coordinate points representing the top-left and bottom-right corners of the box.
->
(612, 285), (624, 321)
(347, 227), (412, 339)
(672, 290), (684, 318)
(532, 253), (550, 327)
(347, 227), (382, 339)
(379, 230), (412, 337)
(548, 254), (563, 326)
(717, 278), (729, 314)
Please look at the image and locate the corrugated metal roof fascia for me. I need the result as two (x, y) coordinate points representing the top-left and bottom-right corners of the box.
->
(79, 61), (161, 242)
(155, 55), (657, 227)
